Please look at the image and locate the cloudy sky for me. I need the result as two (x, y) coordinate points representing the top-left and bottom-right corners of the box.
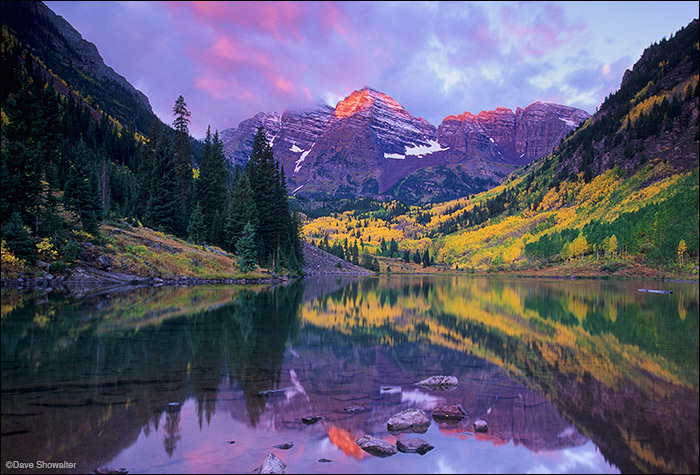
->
(46, 1), (698, 139)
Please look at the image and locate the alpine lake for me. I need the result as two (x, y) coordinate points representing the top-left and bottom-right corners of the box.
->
(1, 275), (698, 474)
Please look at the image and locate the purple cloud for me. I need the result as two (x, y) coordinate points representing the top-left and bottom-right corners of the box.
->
(44, 1), (699, 139)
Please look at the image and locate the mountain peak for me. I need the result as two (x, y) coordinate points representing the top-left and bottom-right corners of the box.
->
(334, 87), (406, 119)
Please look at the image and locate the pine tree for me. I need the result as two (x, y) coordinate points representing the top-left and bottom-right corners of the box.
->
(187, 202), (206, 244)
(197, 127), (229, 243)
(2, 212), (36, 265)
(147, 133), (183, 236)
(422, 248), (431, 268)
(64, 141), (102, 236)
(172, 95), (194, 212)
(236, 221), (258, 271)
(389, 238), (399, 258)
(225, 172), (258, 252)
(1, 82), (46, 229)
(413, 250), (422, 264)
(247, 127), (279, 265)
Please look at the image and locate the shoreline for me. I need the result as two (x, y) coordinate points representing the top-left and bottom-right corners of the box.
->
(3, 267), (697, 294)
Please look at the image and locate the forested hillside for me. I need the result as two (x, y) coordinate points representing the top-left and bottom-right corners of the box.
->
(303, 19), (699, 278)
(1, 22), (303, 282)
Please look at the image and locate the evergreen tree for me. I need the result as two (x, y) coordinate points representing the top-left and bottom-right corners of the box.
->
(225, 172), (258, 252)
(147, 133), (183, 236)
(172, 95), (194, 212)
(1, 82), (47, 229)
(197, 127), (229, 243)
(389, 238), (399, 258)
(134, 120), (165, 221)
(236, 221), (258, 271)
(422, 248), (431, 268)
(2, 212), (36, 265)
(245, 126), (302, 271)
(187, 202), (206, 244)
(413, 250), (422, 264)
(403, 249), (410, 263)
(352, 241), (360, 265)
(64, 141), (102, 236)
(247, 126), (279, 265)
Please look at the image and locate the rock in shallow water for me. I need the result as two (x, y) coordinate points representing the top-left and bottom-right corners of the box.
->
(396, 437), (434, 455)
(432, 403), (467, 421)
(259, 453), (286, 474)
(355, 434), (397, 457)
(301, 415), (323, 424)
(473, 420), (489, 433)
(93, 468), (128, 475)
(387, 408), (431, 433)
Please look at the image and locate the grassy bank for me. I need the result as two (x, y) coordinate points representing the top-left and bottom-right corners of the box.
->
(1, 220), (274, 284)
(373, 254), (699, 281)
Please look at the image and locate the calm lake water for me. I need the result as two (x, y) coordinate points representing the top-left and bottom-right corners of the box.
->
(1, 276), (698, 474)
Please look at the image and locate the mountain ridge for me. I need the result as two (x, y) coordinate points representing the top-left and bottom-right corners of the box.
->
(1, 0), (156, 133)
(221, 87), (590, 204)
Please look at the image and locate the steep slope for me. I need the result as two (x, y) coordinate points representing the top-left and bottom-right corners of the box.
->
(1, 0), (156, 133)
(221, 88), (589, 203)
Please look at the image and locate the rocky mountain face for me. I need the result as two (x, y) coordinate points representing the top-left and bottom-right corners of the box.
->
(221, 88), (590, 203)
(1, 1), (156, 133)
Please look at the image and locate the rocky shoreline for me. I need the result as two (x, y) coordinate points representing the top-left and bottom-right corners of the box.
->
(1, 242), (372, 291)
(0, 264), (291, 291)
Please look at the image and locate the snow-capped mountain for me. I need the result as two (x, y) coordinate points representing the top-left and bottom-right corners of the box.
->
(220, 87), (590, 203)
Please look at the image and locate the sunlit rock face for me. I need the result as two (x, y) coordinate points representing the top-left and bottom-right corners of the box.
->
(437, 102), (591, 167)
(220, 88), (589, 203)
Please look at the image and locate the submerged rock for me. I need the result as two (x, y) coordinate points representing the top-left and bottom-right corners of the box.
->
(416, 375), (459, 390)
(432, 403), (467, 421)
(473, 420), (489, 433)
(93, 468), (128, 475)
(387, 408), (431, 433)
(274, 442), (294, 450)
(257, 388), (288, 397)
(344, 405), (366, 414)
(259, 453), (286, 474)
(355, 434), (397, 457)
(396, 437), (434, 455)
(301, 415), (323, 424)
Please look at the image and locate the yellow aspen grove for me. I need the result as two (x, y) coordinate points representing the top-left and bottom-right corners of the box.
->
(573, 234), (590, 259)
(607, 235), (618, 257)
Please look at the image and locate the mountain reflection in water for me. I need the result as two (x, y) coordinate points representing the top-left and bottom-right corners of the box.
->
(1, 276), (697, 474)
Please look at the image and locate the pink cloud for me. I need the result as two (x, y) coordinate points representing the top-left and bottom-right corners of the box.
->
(499, 3), (585, 58)
(187, 1), (306, 42)
(194, 75), (258, 102)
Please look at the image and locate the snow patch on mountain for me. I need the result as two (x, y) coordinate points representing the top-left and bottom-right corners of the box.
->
(294, 144), (314, 174)
(559, 117), (578, 127)
(384, 140), (449, 160)
(384, 153), (406, 160)
(290, 142), (304, 153)
(404, 140), (449, 157)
